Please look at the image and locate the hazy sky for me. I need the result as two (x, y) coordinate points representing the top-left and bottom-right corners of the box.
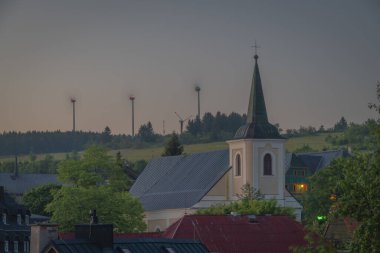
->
(0, 0), (379, 135)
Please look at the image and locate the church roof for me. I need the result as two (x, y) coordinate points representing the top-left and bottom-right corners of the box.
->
(129, 150), (230, 211)
(234, 55), (282, 139)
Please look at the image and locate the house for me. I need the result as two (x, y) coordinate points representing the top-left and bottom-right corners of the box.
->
(0, 186), (49, 253)
(33, 223), (210, 253)
(285, 150), (350, 196)
(130, 53), (303, 231)
(0, 169), (58, 202)
(162, 214), (308, 253)
(323, 216), (358, 251)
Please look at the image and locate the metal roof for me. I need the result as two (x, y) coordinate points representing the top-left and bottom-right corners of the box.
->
(48, 238), (210, 253)
(234, 54), (282, 140)
(295, 149), (350, 172)
(130, 150), (230, 211)
(163, 215), (307, 253)
(0, 173), (59, 195)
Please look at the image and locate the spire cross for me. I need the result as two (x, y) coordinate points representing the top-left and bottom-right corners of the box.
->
(251, 40), (260, 56)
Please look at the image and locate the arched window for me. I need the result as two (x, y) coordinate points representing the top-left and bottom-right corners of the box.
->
(235, 154), (241, 176)
(263, 154), (272, 175)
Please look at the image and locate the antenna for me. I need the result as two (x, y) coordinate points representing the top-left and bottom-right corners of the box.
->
(70, 97), (76, 132)
(163, 120), (165, 135)
(174, 112), (192, 134)
(195, 85), (201, 119)
(129, 95), (135, 137)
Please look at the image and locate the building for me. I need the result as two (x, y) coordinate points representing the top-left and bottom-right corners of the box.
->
(163, 214), (308, 253)
(130, 53), (302, 231)
(0, 170), (58, 202)
(33, 223), (210, 253)
(285, 150), (350, 196)
(0, 186), (49, 253)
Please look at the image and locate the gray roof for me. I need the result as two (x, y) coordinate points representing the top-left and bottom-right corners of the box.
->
(48, 238), (210, 253)
(130, 150), (230, 211)
(0, 173), (59, 195)
(284, 150), (351, 175)
(296, 150), (350, 172)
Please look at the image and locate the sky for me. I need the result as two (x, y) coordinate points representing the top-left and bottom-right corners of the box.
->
(0, 0), (379, 135)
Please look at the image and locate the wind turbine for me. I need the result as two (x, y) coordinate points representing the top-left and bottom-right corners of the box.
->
(70, 97), (76, 132)
(129, 95), (135, 137)
(175, 112), (192, 134)
(195, 85), (201, 119)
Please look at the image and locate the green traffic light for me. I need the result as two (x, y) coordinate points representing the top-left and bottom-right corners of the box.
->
(317, 215), (327, 221)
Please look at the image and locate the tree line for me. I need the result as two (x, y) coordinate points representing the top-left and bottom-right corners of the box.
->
(0, 112), (372, 158)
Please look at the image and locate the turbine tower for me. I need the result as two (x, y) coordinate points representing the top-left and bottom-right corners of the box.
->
(70, 97), (76, 132)
(129, 95), (135, 137)
(195, 85), (201, 119)
(175, 112), (191, 134)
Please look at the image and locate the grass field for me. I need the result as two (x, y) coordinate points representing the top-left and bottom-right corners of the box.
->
(0, 133), (342, 163)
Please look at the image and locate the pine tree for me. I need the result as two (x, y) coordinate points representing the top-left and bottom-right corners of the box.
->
(162, 132), (184, 156)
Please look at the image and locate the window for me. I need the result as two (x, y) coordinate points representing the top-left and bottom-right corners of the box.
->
(294, 170), (305, 176)
(4, 241), (8, 253)
(235, 154), (241, 176)
(263, 154), (272, 175)
(293, 183), (308, 193)
(14, 241), (18, 253)
(23, 241), (29, 253)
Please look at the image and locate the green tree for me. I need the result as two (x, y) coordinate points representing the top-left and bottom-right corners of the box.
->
(301, 83), (380, 252)
(196, 199), (295, 217)
(334, 117), (348, 132)
(58, 145), (129, 190)
(101, 126), (112, 144)
(235, 183), (263, 202)
(46, 187), (145, 232)
(162, 132), (184, 156)
(23, 184), (61, 216)
(47, 145), (144, 232)
(137, 121), (156, 142)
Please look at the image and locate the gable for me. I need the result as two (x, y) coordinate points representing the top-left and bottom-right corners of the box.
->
(130, 150), (229, 211)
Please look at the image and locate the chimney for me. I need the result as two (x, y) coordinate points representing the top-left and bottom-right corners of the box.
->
(25, 210), (31, 225)
(0, 186), (5, 202)
(75, 224), (113, 250)
(30, 224), (59, 253)
(248, 214), (258, 223)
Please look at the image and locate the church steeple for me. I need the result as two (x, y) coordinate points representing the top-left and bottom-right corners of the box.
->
(234, 54), (282, 139)
(246, 54), (268, 124)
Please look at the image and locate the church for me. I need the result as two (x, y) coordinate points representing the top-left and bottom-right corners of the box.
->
(130, 53), (303, 232)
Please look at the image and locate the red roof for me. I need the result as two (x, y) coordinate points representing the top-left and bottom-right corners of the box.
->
(163, 215), (307, 253)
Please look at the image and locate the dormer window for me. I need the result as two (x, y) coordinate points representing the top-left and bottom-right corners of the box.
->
(235, 154), (241, 176)
(263, 154), (272, 175)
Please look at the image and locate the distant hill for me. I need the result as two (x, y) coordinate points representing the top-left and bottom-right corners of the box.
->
(0, 133), (340, 164)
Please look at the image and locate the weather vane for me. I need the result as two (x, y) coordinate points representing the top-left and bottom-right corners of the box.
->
(251, 40), (260, 56)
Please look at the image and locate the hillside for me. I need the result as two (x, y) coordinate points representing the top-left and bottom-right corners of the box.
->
(0, 133), (340, 164)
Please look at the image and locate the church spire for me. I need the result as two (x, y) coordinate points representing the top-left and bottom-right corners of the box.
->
(234, 53), (282, 139)
(246, 54), (268, 124)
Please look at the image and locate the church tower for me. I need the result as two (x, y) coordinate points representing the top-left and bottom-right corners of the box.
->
(227, 54), (286, 204)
